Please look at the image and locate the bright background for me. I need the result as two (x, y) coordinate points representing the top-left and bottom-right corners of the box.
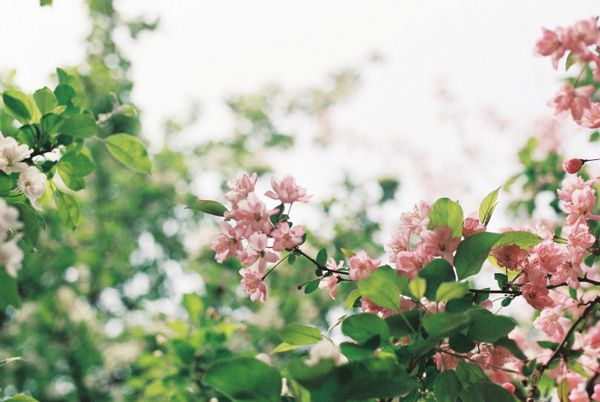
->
(1, 0), (598, 227)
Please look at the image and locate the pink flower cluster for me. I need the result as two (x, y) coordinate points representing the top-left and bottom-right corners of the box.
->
(536, 18), (600, 128)
(210, 172), (310, 302)
(386, 202), (481, 279)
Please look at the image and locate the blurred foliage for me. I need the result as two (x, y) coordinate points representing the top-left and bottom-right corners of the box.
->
(0, 1), (397, 401)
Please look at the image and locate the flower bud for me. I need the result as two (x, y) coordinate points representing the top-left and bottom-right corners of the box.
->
(502, 383), (516, 394)
(562, 158), (584, 174)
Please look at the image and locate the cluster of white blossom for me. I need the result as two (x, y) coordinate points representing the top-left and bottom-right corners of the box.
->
(0, 134), (47, 277)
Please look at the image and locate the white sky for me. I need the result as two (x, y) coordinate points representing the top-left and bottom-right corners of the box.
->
(0, 0), (598, 222)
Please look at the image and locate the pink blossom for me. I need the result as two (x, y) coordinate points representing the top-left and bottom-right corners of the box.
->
(420, 226), (460, 263)
(265, 175), (311, 204)
(239, 268), (267, 302)
(533, 308), (570, 341)
(462, 214), (486, 237)
(433, 346), (459, 372)
(563, 221), (595, 249)
(225, 172), (257, 204)
(231, 193), (278, 235)
(271, 222), (305, 251)
(360, 297), (394, 318)
(551, 84), (594, 122)
(531, 241), (568, 274)
(563, 158), (584, 174)
(521, 282), (554, 310)
(319, 275), (339, 300)
(400, 201), (432, 234)
(387, 231), (409, 262)
(535, 28), (563, 59)
(349, 250), (379, 281)
(558, 176), (600, 224)
(491, 244), (528, 270)
(579, 102), (600, 129)
(592, 384), (600, 401)
(240, 232), (279, 273)
(569, 386), (591, 402)
(210, 222), (244, 263)
(394, 249), (430, 279)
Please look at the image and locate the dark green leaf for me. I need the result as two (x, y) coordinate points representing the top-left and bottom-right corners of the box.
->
(316, 248), (328, 266)
(423, 312), (472, 337)
(467, 309), (516, 343)
(433, 370), (461, 402)
(3, 90), (33, 123)
(341, 313), (389, 345)
(418, 258), (455, 300)
(304, 279), (320, 294)
(495, 337), (527, 360)
(454, 232), (503, 280)
(385, 310), (420, 337)
(0, 266), (21, 308)
(449, 333), (475, 353)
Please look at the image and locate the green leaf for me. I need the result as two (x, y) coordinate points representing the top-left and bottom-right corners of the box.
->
(436, 282), (468, 301)
(565, 51), (576, 71)
(5, 394), (39, 402)
(41, 113), (64, 135)
(385, 310), (420, 337)
(341, 313), (389, 345)
(281, 323), (322, 346)
(494, 231), (542, 248)
(182, 293), (203, 324)
(104, 133), (152, 173)
(290, 358), (419, 402)
(61, 113), (96, 138)
(495, 337), (527, 360)
(188, 199), (228, 216)
(454, 232), (503, 280)
(459, 381), (515, 402)
(449, 333), (476, 353)
(3, 90), (34, 124)
(339, 342), (376, 361)
(54, 190), (80, 229)
(433, 370), (461, 402)
(418, 258), (455, 300)
(40, 0), (53, 5)
(467, 310), (516, 343)
(345, 288), (361, 309)
(33, 87), (58, 115)
(0, 266), (21, 308)
(357, 266), (404, 311)
(54, 84), (76, 106)
(0, 172), (13, 196)
(428, 197), (464, 237)
(316, 248), (328, 266)
(15, 203), (42, 245)
(203, 357), (281, 402)
(409, 277), (426, 299)
(341, 248), (355, 258)
(478, 187), (500, 226)
(304, 279), (320, 294)
(272, 342), (300, 353)
(455, 362), (487, 386)
(58, 151), (95, 185)
(423, 312), (472, 337)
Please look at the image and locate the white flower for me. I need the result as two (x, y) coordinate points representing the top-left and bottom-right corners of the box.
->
(0, 237), (24, 277)
(0, 135), (32, 174)
(0, 198), (22, 239)
(18, 166), (46, 207)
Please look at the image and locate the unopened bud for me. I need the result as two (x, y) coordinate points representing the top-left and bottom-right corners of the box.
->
(562, 158), (584, 174)
(502, 383), (516, 394)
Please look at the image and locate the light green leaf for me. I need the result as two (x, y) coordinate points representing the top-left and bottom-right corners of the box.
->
(33, 87), (58, 115)
(203, 357), (281, 402)
(54, 190), (80, 229)
(61, 113), (96, 138)
(272, 342), (300, 353)
(357, 266), (405, 311)
(428, 197), (464, 237)
(478, 187), (500, 226)
(188, 199), (228, 216)
(104, 133), (152, 173)
(409, 277), (426, 299)
(281, 323), (322, 346)
(182, 293), (203, 324)
(345, 288), (361, 309)
(5, 394), (39, 402)
(436, 282), (468, 301)
(494, 231), (542, 249)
